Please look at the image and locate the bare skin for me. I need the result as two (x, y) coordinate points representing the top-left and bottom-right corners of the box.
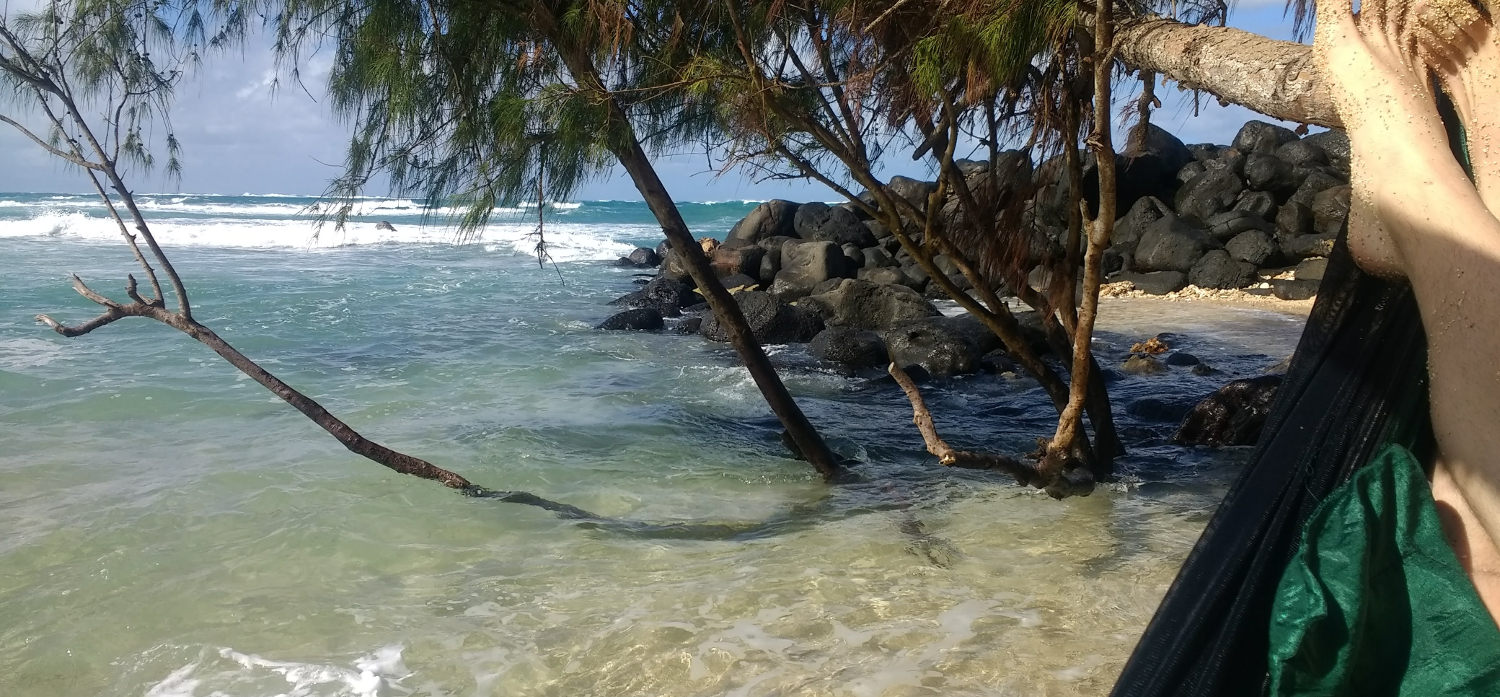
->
(1317, 0), (1500, 623)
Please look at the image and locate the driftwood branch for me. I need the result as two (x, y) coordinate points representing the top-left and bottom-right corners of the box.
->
(887, 362), (1043, 487)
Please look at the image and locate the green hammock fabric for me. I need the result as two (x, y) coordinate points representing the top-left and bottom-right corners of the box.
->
(1267, 444), (1500, 695)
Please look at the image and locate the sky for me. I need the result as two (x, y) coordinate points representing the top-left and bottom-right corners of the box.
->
(0, 2), (1303, 201)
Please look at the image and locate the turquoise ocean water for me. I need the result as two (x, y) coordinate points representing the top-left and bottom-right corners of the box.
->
(0, 192), (1306, 696)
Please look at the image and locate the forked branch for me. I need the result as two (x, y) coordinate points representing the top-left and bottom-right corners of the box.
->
(887, 362), (1043, 487)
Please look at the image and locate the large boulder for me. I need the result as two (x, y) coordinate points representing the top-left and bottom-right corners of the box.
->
(1204, 210), (1274, 244)
(883, 318), (986, 377)
(769, 239), (853, 299)
(1175, 168), (1246, 224)
(1232, 120), (1300, 154)
(1282, 233), (1336, 259)
(617, 246), (661, 268)
(1242, 153), (1295, 194)
(1311, 185), (1351, 237)
(794, 202), (877, 247)
(723, 200), (799, 248)
(1174, 375), (1284, 446)
(700, 291), (822, 344)
(800, 278), (940, 330)
(1134, 212), (1214, 273)
(1225, 229), (1277, 266)
(1234, 190), (1278, 220)
(1274, 139), (1330, 169)
(612, 275), (696, 316)
(710, 244), (766, 280)
(1112, 195), (1170, 249)
(1301, 130), (1351, 170)
(809, 326), (888, 371)
(1112, 270), (1187, 295)
(1276, 201), (1315, 238)
(597, 308), (664, 331)
(887, 176), (937, 215)
(1189, 250), (1258, 289)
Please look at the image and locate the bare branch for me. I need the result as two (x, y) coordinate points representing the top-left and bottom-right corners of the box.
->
(0, 114), (103, 169)
(70, 275), (121, 308)
(887, 362), (1042, 486)
(36, 307), (129, 337)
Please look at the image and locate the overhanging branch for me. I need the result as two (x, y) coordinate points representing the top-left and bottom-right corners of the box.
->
(1111, 15), (1337, 128)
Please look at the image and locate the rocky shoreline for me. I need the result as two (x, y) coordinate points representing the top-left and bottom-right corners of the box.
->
(599, 121), (1337, 384)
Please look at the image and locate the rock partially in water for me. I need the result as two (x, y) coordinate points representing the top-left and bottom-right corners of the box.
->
(700, 291), (822, 344)
(1122, 354), (1167, 375)
(598, 308), (665, 331)
(1174, 374), (1284, 446)
(809, 327), (888, 371)
(799, 279), (939, 330)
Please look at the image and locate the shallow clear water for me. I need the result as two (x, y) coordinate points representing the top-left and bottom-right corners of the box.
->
(0, 195), (1306, 697)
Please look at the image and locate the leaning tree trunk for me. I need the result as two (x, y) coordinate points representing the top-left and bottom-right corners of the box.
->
(1111, 15), (1338, 128)
(545, 33), (843, 481)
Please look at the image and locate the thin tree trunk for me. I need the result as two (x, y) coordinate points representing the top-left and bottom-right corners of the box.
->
(545, 32), (843, 481)
(1044, 0), (1121, 483)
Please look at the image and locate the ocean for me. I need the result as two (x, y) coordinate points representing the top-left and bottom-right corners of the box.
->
(0, 192), (1306, 696)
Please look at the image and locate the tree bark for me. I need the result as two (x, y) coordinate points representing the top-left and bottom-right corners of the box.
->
(1112, 15), (1338, 128)
(543, 22), (843, 481)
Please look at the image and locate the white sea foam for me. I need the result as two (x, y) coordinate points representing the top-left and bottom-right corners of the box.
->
(0, 210), (642, 261)
(140, 645), (410, 697)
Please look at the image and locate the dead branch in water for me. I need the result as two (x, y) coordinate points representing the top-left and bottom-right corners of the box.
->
(886, 362), (1043, 487)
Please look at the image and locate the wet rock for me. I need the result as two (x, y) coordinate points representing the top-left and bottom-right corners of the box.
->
(1226, 229), (1277, 266)
(675, 317), (704, 335)
(809, 327), (888, 371)
(612, 276), (697, 316)
(883, 318), (986, 377)
(1232, 120), (1300, 154)
(1122, 354), (1167, 375)
(800, 279), (940, 330)
(628, 247), (661, 267)
(719, 273), (761, 291)
(794, 202), (877, 247)
(1174, 375), (1284, 446)
(1189, 250), (1258, 290)
(597, 308), (664, 331)
(1125, 397), (1195, 423)
(723, 200), (799, 248)
(1164, 351), (1201, 367)
(700, 291), (822, 344)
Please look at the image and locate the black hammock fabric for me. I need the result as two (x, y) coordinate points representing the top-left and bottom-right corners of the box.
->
(1108, 236), (1431, 697)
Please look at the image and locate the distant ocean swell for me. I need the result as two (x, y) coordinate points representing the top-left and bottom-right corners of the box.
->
(0, 193), (764, 261)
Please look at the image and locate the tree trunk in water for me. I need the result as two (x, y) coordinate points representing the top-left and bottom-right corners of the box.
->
(547, 38), (843, 481)
(1112, 15), (1338, 128)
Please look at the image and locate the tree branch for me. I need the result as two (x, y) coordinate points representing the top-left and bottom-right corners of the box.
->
(0, 113), (103, 169)
(1112, 15), (1337, 128)
(887, 362), (1042, 486)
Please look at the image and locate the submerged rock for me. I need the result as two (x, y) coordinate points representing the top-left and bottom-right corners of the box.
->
(1174, 374), (1284, 446)
(597, 308), (664, 331)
